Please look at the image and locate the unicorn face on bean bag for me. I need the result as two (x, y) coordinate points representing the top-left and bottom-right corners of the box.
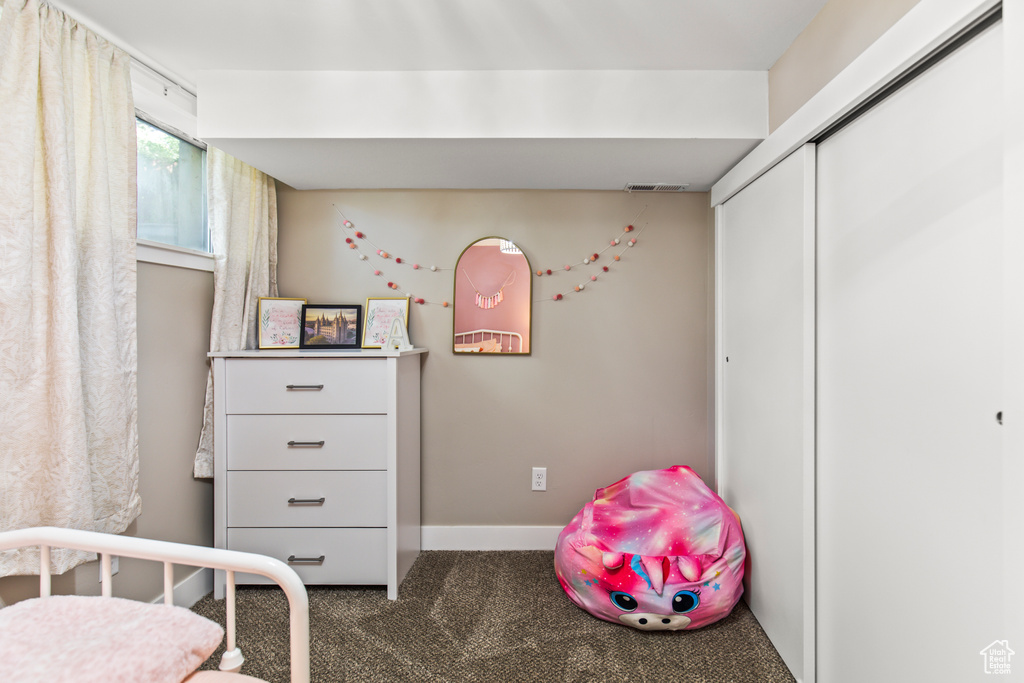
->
(554, 466), (746, 631)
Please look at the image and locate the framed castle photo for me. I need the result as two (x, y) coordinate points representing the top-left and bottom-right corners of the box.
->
(257, 297), (307, 349)
(299, 304), (362, 350)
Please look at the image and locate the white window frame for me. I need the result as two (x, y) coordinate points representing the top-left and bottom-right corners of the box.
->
(134, 110), (213, 272)
(136, 238), (214, 272)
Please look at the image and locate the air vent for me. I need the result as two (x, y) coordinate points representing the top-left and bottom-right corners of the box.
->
(624, 183), (691, 193)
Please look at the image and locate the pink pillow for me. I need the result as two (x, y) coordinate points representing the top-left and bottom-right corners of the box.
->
(0, 595), (224, 683)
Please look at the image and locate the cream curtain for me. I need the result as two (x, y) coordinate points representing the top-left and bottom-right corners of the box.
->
(193, 148), (278, 478)
(0, 0), (141, 575)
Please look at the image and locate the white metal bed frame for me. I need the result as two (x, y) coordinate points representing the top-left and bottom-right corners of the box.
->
(453, 328), (524, 353)
(0, 526), (310, 683)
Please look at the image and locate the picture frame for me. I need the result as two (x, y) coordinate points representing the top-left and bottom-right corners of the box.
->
(362, 297), (411, 348)
(299, 304), (362, 350)
(257, 297), (307, 349)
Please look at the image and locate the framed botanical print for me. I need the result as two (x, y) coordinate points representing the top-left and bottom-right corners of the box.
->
(362, 297), (411, 348)
(257, 297), (307, 349)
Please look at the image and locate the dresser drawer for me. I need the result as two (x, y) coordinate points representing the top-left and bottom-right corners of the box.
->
(227, 471), (387, 527)
(224, 359), (387, 414)
(227, 527), (387, 585)
(226, 414), (387, 470)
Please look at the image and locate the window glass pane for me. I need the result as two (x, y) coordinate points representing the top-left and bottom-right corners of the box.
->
(136, 118), (208, 251)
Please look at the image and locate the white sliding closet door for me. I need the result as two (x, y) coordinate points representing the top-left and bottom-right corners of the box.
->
(717, 145), (815, 683)
(817, 21), (1003, 683)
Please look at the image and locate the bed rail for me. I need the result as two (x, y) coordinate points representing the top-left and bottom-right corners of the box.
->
(0, 526), (310, 683)
(453, 328), (523, 353)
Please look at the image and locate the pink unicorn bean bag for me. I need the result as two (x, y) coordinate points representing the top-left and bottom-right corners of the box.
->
(554, 465), (746, 631)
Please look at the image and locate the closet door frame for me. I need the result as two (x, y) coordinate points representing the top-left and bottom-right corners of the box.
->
(1002, 0), (1024, 651)
(715, 143), (816, 683)
(712, 0), (1023, 677)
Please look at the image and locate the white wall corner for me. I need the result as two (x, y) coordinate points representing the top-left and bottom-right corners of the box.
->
(711, 0), (1001, 206)
(150, 567), (214, 608)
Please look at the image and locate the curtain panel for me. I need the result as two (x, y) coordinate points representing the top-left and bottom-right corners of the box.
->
(193, 149), (278, 478)
(0, 0), (141, 575)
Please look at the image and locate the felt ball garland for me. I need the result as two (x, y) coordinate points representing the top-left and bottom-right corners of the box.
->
(532, 211), (649, 303)
(333, 203), (648, 308)
(334, 204), (451, 306)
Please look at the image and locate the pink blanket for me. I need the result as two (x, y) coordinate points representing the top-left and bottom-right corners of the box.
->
(0, 595), (224, 682)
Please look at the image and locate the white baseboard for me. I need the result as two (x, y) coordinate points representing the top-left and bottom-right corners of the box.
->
(421, 526), (562, 551)
(150, 529), (559, 605)
(151, 566), (213, 608)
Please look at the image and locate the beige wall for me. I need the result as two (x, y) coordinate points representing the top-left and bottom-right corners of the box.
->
(769, 0), (923, 132)
(127, 263), (215, 589)
(0, 262), (214, 605)
(277, 188), (713, 527)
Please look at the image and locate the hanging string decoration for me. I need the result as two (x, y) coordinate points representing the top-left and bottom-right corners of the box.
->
(532, 205), (648, 302)
(463, 270), (516, 309)
(332, 203), (649, 308)
(333, 205), (452, 307)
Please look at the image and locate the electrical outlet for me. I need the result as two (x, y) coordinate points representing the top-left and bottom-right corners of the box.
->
(532, 467), (547, 491)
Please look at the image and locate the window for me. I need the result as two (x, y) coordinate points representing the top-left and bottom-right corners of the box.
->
(136, 117), (208, 252)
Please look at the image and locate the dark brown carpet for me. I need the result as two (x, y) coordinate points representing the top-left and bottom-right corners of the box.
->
(190, 551), (795, 683)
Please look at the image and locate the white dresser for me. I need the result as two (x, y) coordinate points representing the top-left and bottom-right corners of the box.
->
(209, 349), (425, 600)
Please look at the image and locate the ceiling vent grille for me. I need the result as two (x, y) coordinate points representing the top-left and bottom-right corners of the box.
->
(624, 183), (690, 193)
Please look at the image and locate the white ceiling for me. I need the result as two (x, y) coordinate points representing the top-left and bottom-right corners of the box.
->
(51, 0), (829, 81)
(51, 0), (831, 191)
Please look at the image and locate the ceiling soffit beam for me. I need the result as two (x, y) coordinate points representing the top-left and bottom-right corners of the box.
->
(196, 70), (767, 142)
(196, 136), (762, 191)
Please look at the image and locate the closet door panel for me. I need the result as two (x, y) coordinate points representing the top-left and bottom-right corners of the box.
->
(817, 21), (1003, 683)
(718, 145), (815, 683)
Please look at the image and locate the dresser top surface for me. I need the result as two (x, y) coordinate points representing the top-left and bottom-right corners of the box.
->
(209, 348), (427, 359)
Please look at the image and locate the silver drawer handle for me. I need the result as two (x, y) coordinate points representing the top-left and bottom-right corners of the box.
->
(287, 440), (325, 447)
(287, 497), (326, 505)
(287, 555), (325, 564)
(286, 384), (324, 390)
